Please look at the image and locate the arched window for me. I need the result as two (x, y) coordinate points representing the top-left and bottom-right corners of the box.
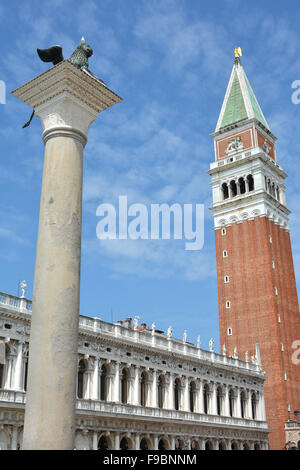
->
(222, 183), (229, 200)
(100, 364), (108, 401)
(217, 386), (223, 416)
(203, 384), (209, 414)
(158, 375), (164, 409)
(251, 392), (257, 419)
(240, 391), (246, 418)
(229, 389), (234, 417)
(158, 438), (168, 450)
(205, 440), (213, 450)
(238, 177), (246, 194)
(176, 439), (185, 450)
(219, 441), (226, 450)
(121, 368), (129, 404)
(140, 438), (150, 450)
(120, 437), (131, 450)
(98, 435), (109, 450)
(190, 381), (196, 412)
(191, 440), (200, 450)
(231, 442), (238, 450)
(254, 443), (261, 450)
(247, 174), (254, 192)
(140, 371), (147, 407)
(230, 180), (237, 197)
(77, 359), (87, 399)
(174, 378), (181, 410)
(271, 182), (276, 197)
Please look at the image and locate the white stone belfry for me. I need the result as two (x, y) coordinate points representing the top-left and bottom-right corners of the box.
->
(11, 60), (122, 449)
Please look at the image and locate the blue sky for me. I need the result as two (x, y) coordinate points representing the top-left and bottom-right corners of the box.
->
(1, 0), (300, 352)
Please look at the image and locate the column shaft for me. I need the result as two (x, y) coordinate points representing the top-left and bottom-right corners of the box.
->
(23, 133), (84, 449)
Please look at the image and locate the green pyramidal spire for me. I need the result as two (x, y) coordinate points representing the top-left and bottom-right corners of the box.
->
(215, 52), (269, 132)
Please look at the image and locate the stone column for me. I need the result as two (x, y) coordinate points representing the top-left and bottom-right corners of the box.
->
(106, 374), (114, 402)
(4, 357), (12, 389)
(224, 385), (231, 417)
(210, 382), (218, 415)
(197, 380), (204, 413)
(259, 391), (267, 421)
(114, 432), (120, 450)
(168, 374), (174, 410)
(13, 342), (23, 391)
(245, 390), (251, 419)
(133, 366), (140, 405)
(152, 370), (158, 408)
(183, 377), (190, 412)
(235, 388), (242, 418)
(114, 363), (121, 403)
(92, 432), (98, 450)
(11, 426), (19, 450)
(12, 60), (122, 450)
(91, 357), (99, 400)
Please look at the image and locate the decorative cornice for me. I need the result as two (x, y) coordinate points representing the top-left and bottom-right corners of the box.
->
(11, 60), (122, 114)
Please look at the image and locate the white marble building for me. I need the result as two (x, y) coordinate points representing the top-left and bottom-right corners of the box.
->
(0, 289), (269, 450)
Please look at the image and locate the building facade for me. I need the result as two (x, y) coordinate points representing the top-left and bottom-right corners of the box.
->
(0, 290), (269, 450)
(284, 410), (300, 450)
(208, 51), (300, 449)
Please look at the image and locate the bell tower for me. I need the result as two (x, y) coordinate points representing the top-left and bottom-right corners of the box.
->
(208, 48), (300, 450)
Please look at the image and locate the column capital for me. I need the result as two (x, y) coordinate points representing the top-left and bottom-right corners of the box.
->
(12, 60), (122, 142)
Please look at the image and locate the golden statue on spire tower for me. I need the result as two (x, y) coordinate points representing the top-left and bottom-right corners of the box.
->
(234, 47), (242, 58)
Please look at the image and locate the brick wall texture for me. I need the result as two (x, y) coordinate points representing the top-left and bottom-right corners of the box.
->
(216, 216), (300, 449)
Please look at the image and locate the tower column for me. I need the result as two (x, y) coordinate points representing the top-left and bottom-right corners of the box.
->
(12, 60), (121, 450)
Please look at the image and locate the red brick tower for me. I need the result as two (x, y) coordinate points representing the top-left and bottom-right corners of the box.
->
(208, 48), (300, 450)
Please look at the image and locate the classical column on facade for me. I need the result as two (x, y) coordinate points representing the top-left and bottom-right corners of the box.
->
(145, 371), (151, 407)
(13, 341), (24, 391)
(151, 369), (158, 408)
(114, 432), (120, 450)
(133, 366), (140, 406)
(245, 390), (252, 419)
(113, 362), (121, 403)
(91, 356), (99, 400)
(182, 377), (190, 412)
(4, 346), (12, 390)
(92, 431), (98, 451)
(153, 435), (159, 450)
(135, 434), (140, 450)
(223, 384), (231, 417)
(235, 387), (242, 418)
(12, 59), (122, 450)
(10, 426), (19, 451)
(127, 367), (135, 405)
(106, 370), (114, 402)
(197, 380), (204, 414)
(210, 382), (218, 415)
(85, 356), (93, 399)
(260, 391), (267, 421)
(168, 373), (174, 410)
